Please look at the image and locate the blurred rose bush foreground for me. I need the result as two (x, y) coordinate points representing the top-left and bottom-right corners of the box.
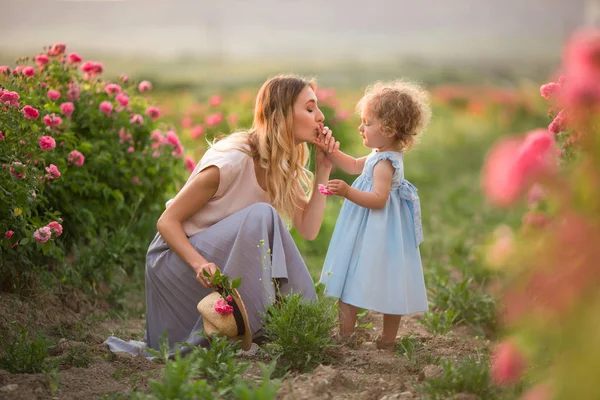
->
(0, 43), (187, 296)
(483, 28), (600, 399)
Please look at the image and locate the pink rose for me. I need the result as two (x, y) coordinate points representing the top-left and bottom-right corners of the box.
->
(540, 82), (561, 100)
(145, 106), (160, 120)
(43, 114), (62, 127)
(5, 230), (14, 239)
(10, 162), (26, 179)
(130, 114), (144, 125)
(205, 112), (223, 127)
(45, 164), (61, 179)
(548, 110), (567, 134)
(33, 226), (52, 243)
(47, 90), (61, 101)
(36, 55), (49, 67)
(190, 125), (205, 139)
(0, 131), (4, 140)
(68, 150), (85, 166)
(99, 101), (113, 115)
(46, 221), (63, 237)
(226, 295), (233, 303)
(23, 66), (35, 77)
(127, 146), (135, 153)
(491, 341), (526, 385)
(209, 95), (222, 107)
(318, 184), (333, 196)
(214, 299), (234, 314)
(104, 83), (122, 95)
(132, 176), (142, 185)
(60, 102), (74, 117)
(116, 93), (129, 107)
(68, 52), (82, 64)
(49, 43), (66, 56)
(138, 80), (152, 92)
(1, 90), (20, 107)
(22, 105), (39, 119)
(39, 136), (56, 151)
(185, 157), (195, 172)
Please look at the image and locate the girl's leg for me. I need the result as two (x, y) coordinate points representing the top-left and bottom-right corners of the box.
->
(338, 300), (358, 336)
(379, 314), (402, 348)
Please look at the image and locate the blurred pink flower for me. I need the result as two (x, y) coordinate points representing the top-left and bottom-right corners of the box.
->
(185, 156), (195, 172)
(119, 73), (129, 83)
(540, 82), (561, 99)
(46, 221), (63, 237)
(482, 130), (557, 207)
(116, 93), (129, 107)
(5, 230), (14, 239)
(68, 150), (85, 166)
(190, 125), (205, 139)
(132, 176), (142, 185)
(104, 83), (122, 95)
(67, 84), (80, 101)
(209, 95), (222, 107)
(47, 89), (61, 101)
(36, 55), (49, 67)
(130, 114), (144, 125)
(0, 66), (9, 74)
(99, 101), (113, 115)
(526, 184), (546, 206)
(22, 105), (39, 119)
(522, 211), (551, 230)
(318, 184), (333, 196)
(43, 113), (62, 127)
(23, 66), (35, 77)
(181, 116), (193, 129)
(60, 102), (74, 117)
(68, 52), (82, 64)
(10, 162), (26, 179)
(128, 146), (135, 153)
(119, 128), (133, 143)
(33, 227), (52, 243)
(548, 110), (567, 134)
(336, 109), (351, 121)
(1, 90), (20, 107)
(39, 136), (56, 151)
(205, 112), (223, 127)
(491, 341), (526, 385)
(145, 106), (160, 120)
(45, 164), (61, 179)
(138, 80), (152, 92)
(214, 298), (234, 314)
(0, 131), (4, 140)
(227, 113), (238, 126)
(49, 43), (66, 56)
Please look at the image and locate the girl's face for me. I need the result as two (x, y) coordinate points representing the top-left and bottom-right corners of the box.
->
(292, 86), (325, 145)
(359, 104), (395, 151)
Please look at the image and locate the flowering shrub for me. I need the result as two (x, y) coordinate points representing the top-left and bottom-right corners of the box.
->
(482, 28), (600, 399)
(0, 43), (186, 293)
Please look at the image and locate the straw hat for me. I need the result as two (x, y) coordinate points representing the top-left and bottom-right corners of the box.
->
(197, 288), (252, 351)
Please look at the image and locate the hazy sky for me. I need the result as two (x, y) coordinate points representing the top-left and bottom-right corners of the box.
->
(0, 0), (589, 61)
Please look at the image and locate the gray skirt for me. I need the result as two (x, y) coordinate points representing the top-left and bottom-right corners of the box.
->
(104, 202), (316, 357)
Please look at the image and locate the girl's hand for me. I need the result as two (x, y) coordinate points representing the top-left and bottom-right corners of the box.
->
(327, 179), (350, 198)
(194, 262), (220, 288)
(313, 126), (339, 172)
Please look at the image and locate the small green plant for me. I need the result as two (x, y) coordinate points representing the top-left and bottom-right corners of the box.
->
(427, 276), (496, 333)
(419, 309), (462, 335)
(183, 334), (248, 397)
(232, 361), (281, 400)
(395, 335), (425, 370)
(416, 355), (502, 400)
(49, 343), (91, 369)
(0, 328), (50, 373)
(263, 291), (337, 372)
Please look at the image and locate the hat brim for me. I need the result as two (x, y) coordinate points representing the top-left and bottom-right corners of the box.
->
(231, 288), (253, 351)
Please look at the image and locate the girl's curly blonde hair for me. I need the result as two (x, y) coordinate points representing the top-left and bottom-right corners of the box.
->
(356, 80), (432, 152)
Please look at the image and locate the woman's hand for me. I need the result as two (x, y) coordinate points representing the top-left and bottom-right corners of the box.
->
(194, 262), (220, 289)
(327, 179), (350, 198)
(313, 126), (339, 171)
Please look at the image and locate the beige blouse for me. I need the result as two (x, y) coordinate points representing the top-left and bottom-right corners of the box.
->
(166, 145), (270, 237)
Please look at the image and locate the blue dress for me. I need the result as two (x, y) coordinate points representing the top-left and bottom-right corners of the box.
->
(319, 151), (428, 315)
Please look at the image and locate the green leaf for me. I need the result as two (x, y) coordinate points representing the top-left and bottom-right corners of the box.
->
(232, 278), (242, 289)
(20, 237), (30, 245)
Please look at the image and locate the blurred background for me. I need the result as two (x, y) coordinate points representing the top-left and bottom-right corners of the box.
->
(0, 0), (591, 88)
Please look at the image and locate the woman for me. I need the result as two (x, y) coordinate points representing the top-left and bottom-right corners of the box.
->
(105, 74), (339, 356)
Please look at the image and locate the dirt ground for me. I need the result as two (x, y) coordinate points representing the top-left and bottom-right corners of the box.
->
(0, 292), (487, 400)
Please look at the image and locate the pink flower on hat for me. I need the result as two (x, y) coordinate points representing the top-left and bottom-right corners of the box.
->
(214, 298), (234, 314)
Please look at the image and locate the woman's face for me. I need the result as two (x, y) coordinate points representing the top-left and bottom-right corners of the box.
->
(292, 86), (325, 145)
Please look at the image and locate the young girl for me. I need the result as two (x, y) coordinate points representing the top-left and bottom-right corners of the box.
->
(319, 80), (432, 350)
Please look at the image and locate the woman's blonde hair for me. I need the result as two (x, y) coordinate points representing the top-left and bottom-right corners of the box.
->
(357, 80), (432, 152)
(211, 74), (316, 221)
